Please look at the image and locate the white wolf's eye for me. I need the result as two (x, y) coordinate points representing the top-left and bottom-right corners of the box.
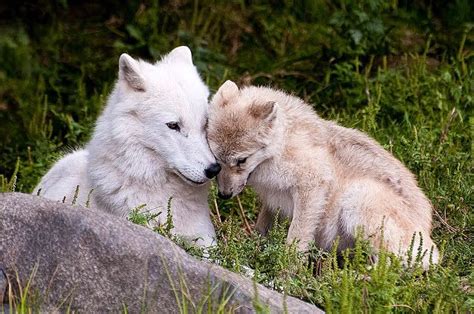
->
(237, 157), (247, 166)
(166, 122), (180, 132)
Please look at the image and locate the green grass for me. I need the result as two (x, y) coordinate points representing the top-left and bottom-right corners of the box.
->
(1, 0), (473, 312)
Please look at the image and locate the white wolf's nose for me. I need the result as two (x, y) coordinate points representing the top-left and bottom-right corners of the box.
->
(204, 163), (221, 179)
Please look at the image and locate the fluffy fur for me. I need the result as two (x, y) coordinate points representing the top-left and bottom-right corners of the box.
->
(207, 81), (439, 267)
(33, 47), (219, 247)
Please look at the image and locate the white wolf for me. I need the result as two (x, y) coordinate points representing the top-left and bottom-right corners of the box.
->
(207, 81), (439, 267)
(33, 47), (221, 247)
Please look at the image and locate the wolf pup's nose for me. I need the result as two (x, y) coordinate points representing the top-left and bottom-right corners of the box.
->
(205, 163), (221, 179)
(217, 191), (232, 199)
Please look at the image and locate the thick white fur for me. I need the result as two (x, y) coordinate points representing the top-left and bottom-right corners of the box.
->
(33, 47), (217, 247)
(208, 81), (439, 268)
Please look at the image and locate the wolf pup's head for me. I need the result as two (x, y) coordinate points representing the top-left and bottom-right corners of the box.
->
(114, 47), (220, 185)
(207, 81), (278, 198)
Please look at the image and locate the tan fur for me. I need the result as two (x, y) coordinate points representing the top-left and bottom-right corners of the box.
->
(208, 81), (439, 268)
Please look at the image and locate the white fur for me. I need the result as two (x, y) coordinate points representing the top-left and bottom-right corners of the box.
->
(33, 47), (217, 247)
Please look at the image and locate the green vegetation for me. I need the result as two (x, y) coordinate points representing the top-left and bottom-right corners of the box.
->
(1, 0), (472, 312)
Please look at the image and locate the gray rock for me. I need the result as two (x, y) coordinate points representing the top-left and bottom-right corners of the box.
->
(0, 268), (5, 304)
(0, 193), (322, 313)
(1, 305), (10, 314)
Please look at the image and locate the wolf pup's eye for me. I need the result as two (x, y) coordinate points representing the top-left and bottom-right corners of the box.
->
(166, 122), (180, 132)
(237, 157), (247, 166)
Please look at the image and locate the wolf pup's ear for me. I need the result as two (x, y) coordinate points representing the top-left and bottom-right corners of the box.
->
(119, 54), (145, 92)
(167, 46), (193, 65)
(215, 80), (239, 105)
(249, 101), (278, 122)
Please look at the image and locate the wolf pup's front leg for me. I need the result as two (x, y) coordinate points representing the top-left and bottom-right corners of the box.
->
(255, 206), (276, 236)
(287, 186), (329, 252)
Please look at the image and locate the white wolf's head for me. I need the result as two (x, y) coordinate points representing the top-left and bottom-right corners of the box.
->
(207, 80), (279, 198)
(110, 47), (220, 185)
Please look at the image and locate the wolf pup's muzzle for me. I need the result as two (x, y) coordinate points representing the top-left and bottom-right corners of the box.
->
(217, 191), (232, 199)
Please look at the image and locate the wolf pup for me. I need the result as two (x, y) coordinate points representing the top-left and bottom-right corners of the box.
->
(207, 80), (439, 267)
(34, 47), (221, 247)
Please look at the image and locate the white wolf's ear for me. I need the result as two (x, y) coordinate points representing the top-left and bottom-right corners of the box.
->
(167, 46), (193, 65)
(119, 53), (145, 92)
(215, 80), (239, 105)
(249, 101), (278, 122)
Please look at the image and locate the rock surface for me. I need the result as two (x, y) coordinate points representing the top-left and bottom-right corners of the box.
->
(0, 193), (322, 313)
(0, 268), (5, 304)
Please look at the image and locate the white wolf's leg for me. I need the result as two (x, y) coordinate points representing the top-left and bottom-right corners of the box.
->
(255, 206), (275, 236)
(33, 150), (91, 207)
(287, 187), (328, 251)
